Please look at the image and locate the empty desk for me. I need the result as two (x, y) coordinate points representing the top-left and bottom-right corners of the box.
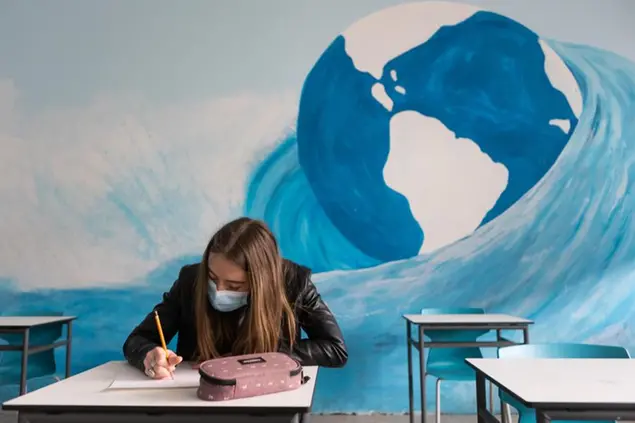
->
(0, 315), (76, 395)
(2, 360), (319, 423)
(403, 313), (533, 423)
(466, 358), (635, 423)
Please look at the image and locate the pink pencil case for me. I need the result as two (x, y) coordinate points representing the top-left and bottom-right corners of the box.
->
(196, 352), (309, 401)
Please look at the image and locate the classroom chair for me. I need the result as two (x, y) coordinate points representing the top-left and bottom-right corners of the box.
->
(0, 311), (64, 392)
(497, 343), (631, 423)
(421, 307), (490, 423)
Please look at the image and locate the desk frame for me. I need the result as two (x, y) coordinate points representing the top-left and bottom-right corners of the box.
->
(0, 318), (75, 396)
(406, 319), (532, 423)
(472, 367), (635, 423)
(10, 409), (306, 423)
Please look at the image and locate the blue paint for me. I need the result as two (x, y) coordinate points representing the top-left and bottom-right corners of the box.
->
(245, 135), (380, 272)
(298, 35), (420, 263)
(0, 278), (18, 315)
(247, 11), (578, 269)
(381, 11), (578, 225)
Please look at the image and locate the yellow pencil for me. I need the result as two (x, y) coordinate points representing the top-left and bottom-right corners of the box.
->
(154, 310), (169, 361)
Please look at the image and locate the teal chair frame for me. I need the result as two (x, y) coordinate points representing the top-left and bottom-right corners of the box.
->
(421, 307), (491, 423)
(0, 311), (67, 395)
(497, 343), (631, 423)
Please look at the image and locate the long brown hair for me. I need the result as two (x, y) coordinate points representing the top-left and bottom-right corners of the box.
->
(193, 217), (297, 361)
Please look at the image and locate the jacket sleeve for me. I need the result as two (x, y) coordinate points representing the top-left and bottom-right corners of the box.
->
(291, 279), (348, 368)
(122, 269), (185, 371)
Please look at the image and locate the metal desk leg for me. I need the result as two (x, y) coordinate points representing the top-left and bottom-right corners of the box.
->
(407, 321), (415, 423)
(523, 326), (530, 344)
(65, 320), (73, 378)
(419, 327), (426, 423)
(475, 371), (487, 423)
(536, 410), (550, 423)
(496, 329), (505, 423)
(488, 381), (494, 416)
(20, 328), (30, 395)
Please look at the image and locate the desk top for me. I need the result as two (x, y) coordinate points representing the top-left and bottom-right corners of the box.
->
(403, 314), (532, 326)
(467, 358), (635, 408)
(0, 316), (76, 328)
(2, 361), (319, 413)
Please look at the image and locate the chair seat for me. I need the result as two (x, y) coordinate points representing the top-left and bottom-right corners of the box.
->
(426, 361), (476, 380)
(0, 359), (57, 385)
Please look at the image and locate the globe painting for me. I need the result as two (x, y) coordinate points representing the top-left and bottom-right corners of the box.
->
(246, 1), (583, 272)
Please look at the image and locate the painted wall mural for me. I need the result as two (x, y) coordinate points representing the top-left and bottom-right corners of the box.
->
(2, 0), (635, 413)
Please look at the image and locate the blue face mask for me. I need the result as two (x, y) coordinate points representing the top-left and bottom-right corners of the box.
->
(208, 280), (248, 312)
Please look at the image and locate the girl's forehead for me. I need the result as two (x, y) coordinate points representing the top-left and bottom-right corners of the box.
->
(208, 254), (247, 282)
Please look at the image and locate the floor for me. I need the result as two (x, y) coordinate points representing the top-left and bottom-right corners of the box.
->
(0, 412), (502, 423)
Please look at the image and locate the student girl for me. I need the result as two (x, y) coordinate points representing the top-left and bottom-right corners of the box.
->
(123, 217), (348, 379)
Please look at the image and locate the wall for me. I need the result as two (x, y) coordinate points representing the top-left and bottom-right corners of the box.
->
(1, 0), (635, 413)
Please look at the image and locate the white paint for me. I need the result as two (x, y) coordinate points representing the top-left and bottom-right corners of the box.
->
(395, 85), (406, 95)
(0, 78), (298, 289)
(539, 39), (583, 118)
(390, 69), (398, 81)
(371, 82), (394, 111)
(383, 111), (508, 254)
(342, 2), (480, 80)
(549, 118), (571, 133)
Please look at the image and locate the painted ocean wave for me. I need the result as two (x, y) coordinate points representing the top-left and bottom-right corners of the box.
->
(244, 132), (381, 273)
(1, 41), (635, 416)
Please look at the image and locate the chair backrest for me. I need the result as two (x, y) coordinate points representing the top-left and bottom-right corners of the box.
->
(497, 343), (629, 423)
(420, 307), (487, 350)
(0, 310), (64, 346)
(420, 307), (485, 315)
(0, 310), (63, 382)
(0, 350), (57, 383)
(498, 343), (631, 359)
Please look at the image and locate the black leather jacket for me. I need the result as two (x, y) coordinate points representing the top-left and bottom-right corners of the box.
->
(123, 261), (348, 370)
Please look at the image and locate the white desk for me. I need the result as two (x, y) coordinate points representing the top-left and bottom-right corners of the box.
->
(2, 361), (318, 423)
(0, 317), (76, 328)
(0, 315), (76, 396)
(403, 314), (533, 423)
(466, 358), (635, 423)
(403, 314), (533, 327)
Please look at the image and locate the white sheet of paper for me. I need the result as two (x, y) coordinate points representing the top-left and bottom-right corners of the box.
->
(108, 365), (201, 390)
